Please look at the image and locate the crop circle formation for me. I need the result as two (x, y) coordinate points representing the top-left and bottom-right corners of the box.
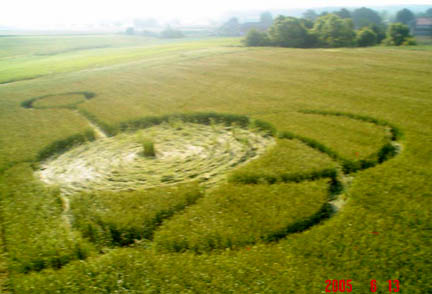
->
(33, 110), (401, 255)
(37, 121), (275, 195)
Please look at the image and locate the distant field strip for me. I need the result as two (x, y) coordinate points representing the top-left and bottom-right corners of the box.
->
(0, 38), (242, 84)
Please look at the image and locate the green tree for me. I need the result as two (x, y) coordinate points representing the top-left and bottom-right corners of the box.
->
(268, 16), (311, 48)
(312, 14), (356, 47)
(384, 23), (416, 46)
(335, 8), (351, 19)
(352, 7), (383, 28)
(396, 9), (415, 25)
(426, 8), (432, 17)
(356, 27), (378, 47)
(369, 24), (387, 43)
(299, 18), (314, 29)
(243, 29), (270, 46)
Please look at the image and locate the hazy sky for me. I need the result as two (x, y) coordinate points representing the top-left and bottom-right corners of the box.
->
(1, 0), (432, 28)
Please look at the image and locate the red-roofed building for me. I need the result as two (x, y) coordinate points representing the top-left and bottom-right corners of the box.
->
(413, 18), (432, 36)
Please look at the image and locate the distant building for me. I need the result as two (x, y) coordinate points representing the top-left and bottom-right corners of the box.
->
(413, 18), (432, 36)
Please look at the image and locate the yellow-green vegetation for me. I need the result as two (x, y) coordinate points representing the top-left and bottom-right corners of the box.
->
(0, 224), (9, 293)
(140, 137), (156, 157)
(0, 109), (94, 174)
(154, 180), (331, 253)
(37, 122), (274, 194)
(416, 36), (432, 46)
(0, 35), (157, 58)
(0, 35), (431, 293)
(0, 36), (241, 84)
(229, 139), (337, 184)
(70, 183), (202, 247)
(0, 164), (94, 274)
(256, 111), (390, 161)
(22, 91), (95, 110)
(32, 94), (86, 109)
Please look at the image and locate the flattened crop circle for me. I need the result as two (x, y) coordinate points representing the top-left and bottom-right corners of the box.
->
(37, 121), (275, 195)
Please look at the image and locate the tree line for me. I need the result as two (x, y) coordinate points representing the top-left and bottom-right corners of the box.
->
(243, 7), (424, 48)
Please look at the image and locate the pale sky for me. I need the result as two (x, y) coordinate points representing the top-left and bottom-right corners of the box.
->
(1, 0), (432, 28)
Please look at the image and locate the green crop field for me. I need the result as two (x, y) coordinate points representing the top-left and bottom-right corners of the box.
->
(0, 34), (431, 293)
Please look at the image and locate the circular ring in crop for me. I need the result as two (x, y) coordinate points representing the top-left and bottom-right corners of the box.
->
(37, 121), (275, 195)
(21, 91), (96, 109)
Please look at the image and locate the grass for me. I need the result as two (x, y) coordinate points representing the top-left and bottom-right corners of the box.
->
(298, 109), (403, 140)
(70, 183), (202, 247)
(0, 223), (9, 293)
(277, 120), (400, 174)
(36, 130), (95, 161)
(21, 91), (95, 109)
(0, 36), (431, 293)
(413, 36), (432, 48)
(228, 138), (338, 184)
(34, 94), (80, 108)
(0, 35), (158, 58)
(0, 164), (94, 274)
(154, 180), (331, 253)
(139, 137), (156, 157)
(288, 110), (402, 173)
(32, 94), (86, 109)
(0, 36), (241, 84)
(0, 108), (94, 173)
(256, 111), (390, 161)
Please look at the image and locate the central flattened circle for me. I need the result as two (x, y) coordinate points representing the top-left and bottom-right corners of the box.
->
(37, 122), (275, 194)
